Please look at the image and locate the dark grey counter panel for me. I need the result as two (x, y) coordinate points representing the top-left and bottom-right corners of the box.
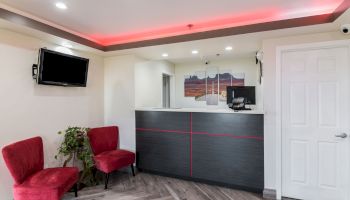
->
(135, 110), (264, 192)
(192, 135), (264, 190)
(136, 111), (190, 177)
(192, 113), (263, 136)
(136, 111), (190, 131)
(191, 113), (264, 190)
(136, 131), (190, 176)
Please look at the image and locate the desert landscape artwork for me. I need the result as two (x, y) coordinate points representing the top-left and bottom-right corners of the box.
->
(184, 68), (245, 105)
(184, 71), (206, 101)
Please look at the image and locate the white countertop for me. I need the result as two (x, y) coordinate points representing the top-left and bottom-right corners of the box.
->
(135, 107), (264, 114)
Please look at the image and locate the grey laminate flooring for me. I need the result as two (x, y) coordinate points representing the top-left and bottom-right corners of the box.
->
(63, 172), (263, 200)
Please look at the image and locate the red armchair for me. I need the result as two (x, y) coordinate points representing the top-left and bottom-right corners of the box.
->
(2, 137), (79, 200)
(88, 126), (135, 189)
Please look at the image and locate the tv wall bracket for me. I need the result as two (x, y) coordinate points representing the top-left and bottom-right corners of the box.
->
(32, 64), (38, 80)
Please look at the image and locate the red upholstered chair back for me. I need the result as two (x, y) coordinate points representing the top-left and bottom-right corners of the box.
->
(2, 137), (44, 185)
(88, 126), (119, 155)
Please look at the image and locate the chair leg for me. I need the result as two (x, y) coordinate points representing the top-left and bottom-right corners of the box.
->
(131, 164), (135, 176)
(92, 167), (97, 180)
(104, 173), (110, 190)
(74, 183), (78, 197)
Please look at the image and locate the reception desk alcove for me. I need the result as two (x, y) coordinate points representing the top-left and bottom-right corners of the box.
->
(135, 108), (264, 192)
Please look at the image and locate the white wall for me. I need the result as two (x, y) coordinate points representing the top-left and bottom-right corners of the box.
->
(0, 30), (104, 200)
(135, 60), (175, 108)
(104, 55), (145, 151)
(174, 57), (262, 109)
(262, 31), (349, 198)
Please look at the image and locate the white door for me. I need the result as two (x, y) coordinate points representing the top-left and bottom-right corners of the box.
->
(282, 45), (350, 200)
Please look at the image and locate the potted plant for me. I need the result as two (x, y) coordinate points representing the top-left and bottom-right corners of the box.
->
(55, 127), (97, 188)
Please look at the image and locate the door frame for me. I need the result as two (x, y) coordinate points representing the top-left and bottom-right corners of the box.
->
(275, 40), (350, 199)
(160, 72), (175, 108)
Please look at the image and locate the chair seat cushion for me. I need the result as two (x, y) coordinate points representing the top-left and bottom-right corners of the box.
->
(14, 167), (79, 200)
(94, 149), (135, 173)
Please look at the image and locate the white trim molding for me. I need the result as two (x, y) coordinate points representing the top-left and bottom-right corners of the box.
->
(263, 188), (277, 199)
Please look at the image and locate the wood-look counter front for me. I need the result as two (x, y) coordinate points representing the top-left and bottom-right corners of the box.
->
(135, 108), (264, 192)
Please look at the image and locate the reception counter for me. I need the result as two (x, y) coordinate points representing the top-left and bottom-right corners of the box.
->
(135, 108), (264, 192)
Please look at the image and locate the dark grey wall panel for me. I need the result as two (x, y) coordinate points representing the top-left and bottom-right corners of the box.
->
(136, 111), (190, 132)
(192, 135), (264, 190)
(136, 131), (190, 176)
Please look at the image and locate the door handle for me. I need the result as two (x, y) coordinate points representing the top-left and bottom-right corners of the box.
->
(335, 133), (348, 138)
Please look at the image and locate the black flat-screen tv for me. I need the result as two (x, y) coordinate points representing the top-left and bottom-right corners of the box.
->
(37, 48), (89, 87)
(227, 86), (256, 105)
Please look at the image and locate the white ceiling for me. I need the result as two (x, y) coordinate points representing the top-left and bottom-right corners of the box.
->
(0, 0), (344, 45)
(0, 3), (348, 64)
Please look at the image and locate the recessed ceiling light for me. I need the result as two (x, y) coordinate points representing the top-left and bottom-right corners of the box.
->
(55, 2), (67, 10)
(192, 50), (199, 54)
(225, 46), (233, 51)
(62, 42), (72, 48)
(162, 53), (168, 57)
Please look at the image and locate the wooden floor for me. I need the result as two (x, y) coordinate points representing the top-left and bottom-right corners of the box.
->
(63, 172), (263, 200)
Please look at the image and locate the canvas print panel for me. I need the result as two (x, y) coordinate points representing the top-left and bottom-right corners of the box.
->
(232, 73), (245, 86)
(184, 71), (206, 101)
(206, 68), (218, 105)
(219, 70), (232, 102)
(219, 72), (245, 101)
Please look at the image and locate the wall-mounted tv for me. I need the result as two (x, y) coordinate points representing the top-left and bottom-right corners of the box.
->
(226, 86), (256, 105)
(37, 48), (89, 87)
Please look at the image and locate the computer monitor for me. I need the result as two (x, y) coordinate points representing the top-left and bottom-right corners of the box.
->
(226, 86), (256, 105)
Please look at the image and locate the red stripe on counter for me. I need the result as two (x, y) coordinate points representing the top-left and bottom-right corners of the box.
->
(190, 112), (193, 177)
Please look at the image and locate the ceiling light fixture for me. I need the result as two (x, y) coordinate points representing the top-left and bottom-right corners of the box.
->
(192, 50), (199, 54)
(162, 53), (168, 57)
(55, 2), (67, 10)
(225, 46), (233, 51)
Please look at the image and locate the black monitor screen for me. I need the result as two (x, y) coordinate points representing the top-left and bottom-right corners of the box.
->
(38, 48), (89, 87)
(227, 86), (256, 105)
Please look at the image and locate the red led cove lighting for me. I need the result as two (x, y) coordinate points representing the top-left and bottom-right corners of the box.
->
(87, 0), (343, 46)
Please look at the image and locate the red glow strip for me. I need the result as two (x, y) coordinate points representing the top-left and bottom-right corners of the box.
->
(90, 8), (281, 45)
(88, 1), (344, 46)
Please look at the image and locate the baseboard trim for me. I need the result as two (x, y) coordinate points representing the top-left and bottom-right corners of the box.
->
(263, 188), (277, 199)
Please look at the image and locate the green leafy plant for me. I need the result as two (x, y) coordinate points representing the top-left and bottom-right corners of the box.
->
(55, 127), (97, 187)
